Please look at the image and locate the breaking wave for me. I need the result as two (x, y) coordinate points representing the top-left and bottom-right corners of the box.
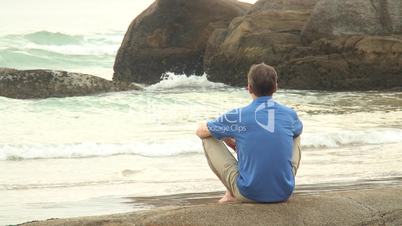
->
(0, 138), (202, 161)
(2, 128), (402, 161)
(146, 73), (227, 91)
(0, 30), (122, 70)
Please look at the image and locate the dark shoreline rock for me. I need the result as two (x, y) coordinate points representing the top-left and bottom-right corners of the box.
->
(278, 35), (402, 91)
(113, 0), (251, 84)
(301, 0), (402, 43)
(0, 68), (142, 99)
(204, 5), (314, 87)
(21, 185), (402, 226)
(204, 0), (402, 90)
(112, 0), (402, 91)
(248, 0), (319, 13)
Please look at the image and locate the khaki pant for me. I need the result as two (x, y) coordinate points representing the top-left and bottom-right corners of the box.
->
(202, 136), (301, 202)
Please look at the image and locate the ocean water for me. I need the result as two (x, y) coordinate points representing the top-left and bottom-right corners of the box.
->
(0, 0), (256, 78)
(0, 0), (155, 79)
(1, 76), (402, 225)
(1, 0), (402, 225)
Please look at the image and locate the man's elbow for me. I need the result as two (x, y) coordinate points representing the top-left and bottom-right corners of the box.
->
(196, 123), (210, 139)
(195, 127), (203, 138)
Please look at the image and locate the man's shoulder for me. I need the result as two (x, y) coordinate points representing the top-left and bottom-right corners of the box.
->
(238, 99), (298, 115)
(274, 101), (297, 114)
(237, 102), (254, 112)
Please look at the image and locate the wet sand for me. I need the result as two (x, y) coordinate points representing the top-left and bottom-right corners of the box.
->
(21, 184), (402, 226)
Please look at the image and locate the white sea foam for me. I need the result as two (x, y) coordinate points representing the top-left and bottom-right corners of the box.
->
(147, 73), (227, 91)
(23, 43), (118, 56)
(0, 138), (202, 161)
(0, 31), (122, 70)
(2, 128), (402, 161)
(302, 128), (402, 149)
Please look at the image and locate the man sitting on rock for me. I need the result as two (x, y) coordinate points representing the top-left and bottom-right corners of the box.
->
(196, 63), (302, 203)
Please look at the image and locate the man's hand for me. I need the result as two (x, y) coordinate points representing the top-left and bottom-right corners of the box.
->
(223, 138), (236, 152)
(196, 123), (212, 139)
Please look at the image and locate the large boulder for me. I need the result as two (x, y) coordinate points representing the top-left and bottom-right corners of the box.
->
(113, 0), (402, 90)
(302, 0), (402, 41)
(21, 186), (402, 226)
(302, 0), (402, 43)
(0, 68), (141, 99)
(204, 0), (316, 86)
(113, 0), (251, 84)
(249, 0), (319, 13)
(204, 0), (402, 90)
(283, 0), (402, 90)
(278, 35), (402, 90)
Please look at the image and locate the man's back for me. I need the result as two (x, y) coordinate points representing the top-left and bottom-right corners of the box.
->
(208, 96), (303, 202)
(237, 96), (302, 202)
(198, 63), (303, 203)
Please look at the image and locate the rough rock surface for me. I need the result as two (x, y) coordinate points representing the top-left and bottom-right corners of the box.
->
(204, 0), (402, 90)
(113, 0), (402, 90)
(22, 186), (402, 226)
(113, 0), (251, 84)
(204, 0), (315, 86)
(301, 0), (402, 42)
(278, 35), (402, 90)
(249, 0), (319, 13)
(0, 68), (141, 99)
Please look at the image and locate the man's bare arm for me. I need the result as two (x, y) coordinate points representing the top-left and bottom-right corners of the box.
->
(196, 123), (211, 139)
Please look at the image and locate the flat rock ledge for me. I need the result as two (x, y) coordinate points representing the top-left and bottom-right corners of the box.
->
(21, 185), (402, 226)
(0, 68), (142, 99)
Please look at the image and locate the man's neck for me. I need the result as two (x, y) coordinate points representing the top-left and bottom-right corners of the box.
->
(252, 95), (273, 100)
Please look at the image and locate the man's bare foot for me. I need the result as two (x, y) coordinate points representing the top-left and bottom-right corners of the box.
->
(218, 190), (237, 204)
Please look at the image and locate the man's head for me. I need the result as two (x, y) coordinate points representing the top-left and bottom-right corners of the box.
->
(247, 63), (278, 98)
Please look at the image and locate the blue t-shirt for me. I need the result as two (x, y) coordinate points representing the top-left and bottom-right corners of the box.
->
(207, 96), (303, 203)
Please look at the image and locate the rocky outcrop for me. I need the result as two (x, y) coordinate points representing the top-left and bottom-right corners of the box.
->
(113, 0), (402, 90)
(249, 0), (319, 13)
(204, 0), (316, 86)
(22, 186), (402, 226)
(283, 0), (402, 90)
(113, 0), (251, 84)
(278, 35), (402, 90)
(301, 0), (402, 43)
(0, 68), (141, 99)
(204, 0), (402, 90)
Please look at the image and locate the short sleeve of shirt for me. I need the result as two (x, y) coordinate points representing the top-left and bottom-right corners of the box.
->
(293, 112), (303, 137)
(207, 109), (241, 140)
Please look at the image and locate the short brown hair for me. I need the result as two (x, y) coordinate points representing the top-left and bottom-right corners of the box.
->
(247, 63), (278, 97)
